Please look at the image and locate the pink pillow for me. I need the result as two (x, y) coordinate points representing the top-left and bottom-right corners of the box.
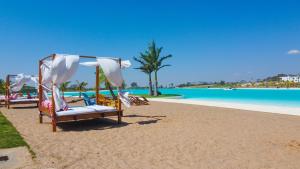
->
(42, 99), (69, 111)
(9, 93), (18, 100)
(27, 92), (32, 99)
(42, 100), (52, 110)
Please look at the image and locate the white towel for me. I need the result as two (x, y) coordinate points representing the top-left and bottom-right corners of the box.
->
(118, 91), (131, 107)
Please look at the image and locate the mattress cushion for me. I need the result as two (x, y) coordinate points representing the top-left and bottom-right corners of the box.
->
(56, 105), (117, 116)
(10, 98), (39, 103)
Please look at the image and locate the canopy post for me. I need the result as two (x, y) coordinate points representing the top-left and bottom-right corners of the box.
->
(51, 83), (56, 132)
(107, 81), (116, 100)
(96, 65), (100, 104)
(38, 60), (43, 123)
(6, 75), (10, 108)
(118, 58), (122, 112)
(51, 54), (57, 132)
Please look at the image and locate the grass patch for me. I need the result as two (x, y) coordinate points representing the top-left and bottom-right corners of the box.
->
(136, 94), (181, 98)
(0, 111), (35, 158)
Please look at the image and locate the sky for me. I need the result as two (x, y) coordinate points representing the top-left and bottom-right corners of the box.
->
(0, 0), (300, 87)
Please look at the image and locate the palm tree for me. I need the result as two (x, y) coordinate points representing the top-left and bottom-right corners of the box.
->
(0, 79), (6, 94)
(76, 80), (88, 98)
(133, 52), (154, 95)
(147, 41), (172, 96)
(59, 81), (71, 97)
(97, 68), (117, 99)
(98, 67), (106, 84)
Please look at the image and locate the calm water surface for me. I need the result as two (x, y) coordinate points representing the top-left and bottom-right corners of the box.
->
(64, 88), (300, 108)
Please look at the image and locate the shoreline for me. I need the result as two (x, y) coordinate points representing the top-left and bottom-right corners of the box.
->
(179, 87), (300, 90)
(148, 98), (300, 116)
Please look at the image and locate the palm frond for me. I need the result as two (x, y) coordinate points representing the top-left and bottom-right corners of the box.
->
(158, 54), (172, 63)
(157, 47), (163, 56)
(158, 64), (171, 70)
(133, 56), (146, 65)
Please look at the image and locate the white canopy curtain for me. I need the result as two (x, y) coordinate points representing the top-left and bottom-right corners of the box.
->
(40, 54), (80, 111)
(80, 57), (132, 107)
(9, 73), (38, 92)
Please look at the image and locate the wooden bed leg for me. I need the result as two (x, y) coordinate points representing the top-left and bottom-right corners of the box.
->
(39, 112), (43, 123)
(118, 112), (122, 124)
(52, 117), (57, 132)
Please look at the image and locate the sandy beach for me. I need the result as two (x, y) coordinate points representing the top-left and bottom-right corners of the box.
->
(1, 100), (300, 169)
(149, 98), (300, 116)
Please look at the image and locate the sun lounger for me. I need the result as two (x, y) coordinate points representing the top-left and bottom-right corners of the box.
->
(82, 93), (96, 106)
(128, 95), (149, 105)
(56, 105), (117, 116)
(9, 98), (39, 103)
(6, 98), (39, 108)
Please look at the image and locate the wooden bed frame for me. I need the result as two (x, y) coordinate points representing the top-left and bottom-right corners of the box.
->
(0, 97), (5, 106)
(38, 54), (123, 132)
(5, 74), (39, 109)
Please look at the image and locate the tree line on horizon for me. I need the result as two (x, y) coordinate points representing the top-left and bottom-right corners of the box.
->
(176, 73), (300, 88)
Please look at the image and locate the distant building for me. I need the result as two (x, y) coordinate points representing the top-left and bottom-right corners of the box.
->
(280, 76), (300, 83)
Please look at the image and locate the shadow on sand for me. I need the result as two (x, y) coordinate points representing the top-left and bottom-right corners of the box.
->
(11, 106), (38, 109)
(57, 118), (130, 132)
(123, 114), (166, 125)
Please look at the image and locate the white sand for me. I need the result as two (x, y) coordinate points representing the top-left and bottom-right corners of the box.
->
(1, 100), (300, 169)
(0, 147), (33, 169)
(149, 98), (300, 116)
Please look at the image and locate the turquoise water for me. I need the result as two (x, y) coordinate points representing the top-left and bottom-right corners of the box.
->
(64, 88), (300, 108)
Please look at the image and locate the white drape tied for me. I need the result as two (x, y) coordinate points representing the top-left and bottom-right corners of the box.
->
(80, 58), (132, 107)
(40, 54), (80, 111)
(80, 58), (131, 87)
(97, 58), (123, 87)
(10, 74), (38, 92)
(41, 54), (79, 85)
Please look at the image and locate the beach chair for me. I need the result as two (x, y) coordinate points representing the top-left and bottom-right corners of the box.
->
(98, 93), (117, 107)
(128, 95), (149, 105)
(82, 93), (96, 106)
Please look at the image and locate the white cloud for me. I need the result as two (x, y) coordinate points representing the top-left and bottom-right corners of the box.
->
(287, 49), (300, 55)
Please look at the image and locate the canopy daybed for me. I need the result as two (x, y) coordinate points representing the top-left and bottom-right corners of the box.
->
(5, 74), (39, 109)
(38, 54), (131, 132)
(0, 95), (5, 105)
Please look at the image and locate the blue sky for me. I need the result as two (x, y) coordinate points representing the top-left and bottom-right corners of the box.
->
(0, 0), (300, 86)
